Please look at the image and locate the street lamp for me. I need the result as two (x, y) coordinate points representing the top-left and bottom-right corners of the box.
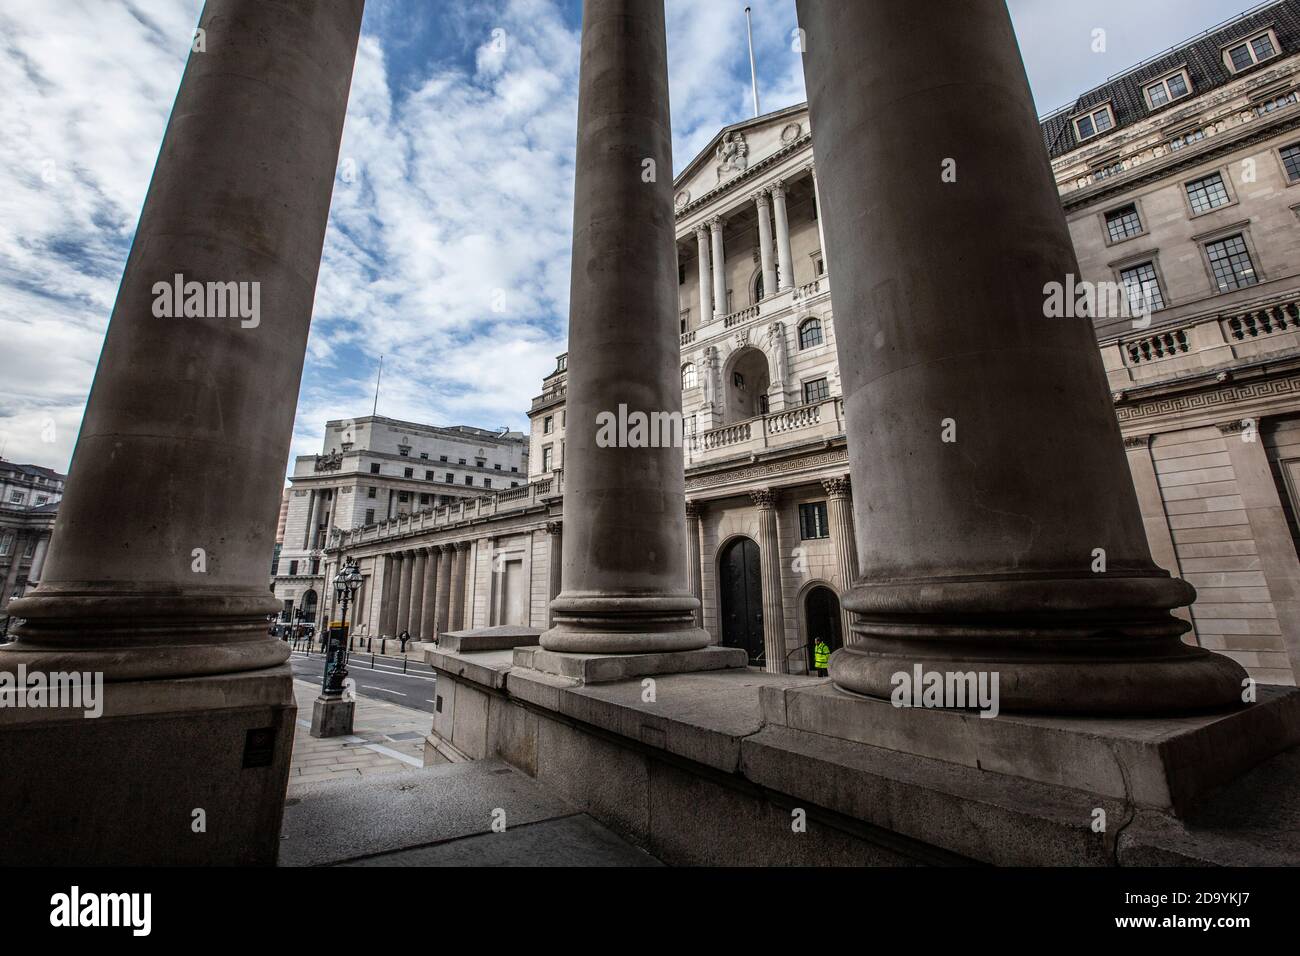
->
(312, 557), (361, 738)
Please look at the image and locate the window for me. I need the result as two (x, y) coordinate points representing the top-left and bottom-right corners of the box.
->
(1205, 234), (1258, 292)
(681, 363), (697, 390)
(542, 446), (554, 471)
(399, 492), (409, 502)
(464, 476), (473, 486)
(458, 459), (466, 465)
(369, 463), (380, 474)
(494, 463), (502, 470)
(814, 256), (825, 276)
(439, 455), (448, 462)
(1225, 31), (1278, 72)
(803, 378), (830, 404)
(365, 509), (375, 524)
(9, 491), (24, 503)
(799, 318), (823, 349)
(1185, 172), (1230, 214)
(1073, 104), (1114, 141)
(445, 473), (454, 483)
(1170, 127), (1207, 151)
(1119, 262), (1166, 314)
(799, 502), (830, 540)
(403, 467), (414, 478)
(1104, 204), (1143, 243)
(399, 447), (409, 457)
(35, 495), (48, 505)
(544, 415), (554, 434)
(1144, 70), (1190, 109)
(1281, 143), (1300, 183)
(289, 560), (299, 575)
(484, 478), (492, 489)
(0, 533), (11, 555)
(511, 481), (520, 488)
(367, 487), (376, 499)
(420, 494), (431, 505)
(420, 452), (428, 459)
(425, 470), (434, 480)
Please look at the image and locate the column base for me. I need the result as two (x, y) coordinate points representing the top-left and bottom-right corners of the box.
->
(541, 593), (710, 654)
(310, 695), (355, 737)
(837, 573), (1247, 714)
(0, 665), (294, 865)
(514, 644), (748, 684)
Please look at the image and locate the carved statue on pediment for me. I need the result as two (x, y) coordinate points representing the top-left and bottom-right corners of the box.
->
(768, 322), (789, 386)
(716, 131), (748, 181)
(315, 450), (343, 472)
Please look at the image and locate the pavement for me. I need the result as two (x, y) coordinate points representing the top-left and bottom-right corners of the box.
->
(289, 649), (437, 714)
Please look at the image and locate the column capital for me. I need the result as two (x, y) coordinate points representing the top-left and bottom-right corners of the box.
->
(685, 500), (703, 518)
(453, 540), (471, 552)
(694, 223), (710, 241)
(1216, 418), (1257, 435)
(821, 475), (851, 499)
(770, 179), (787, 199)
(708, 215), (726, 232)
(751, 189), (771, 208)
(545, 521), (563, 536)
(437, 542), (454, 553)
(1122, 434), (1152, 449)
(750, 488), (780, 510)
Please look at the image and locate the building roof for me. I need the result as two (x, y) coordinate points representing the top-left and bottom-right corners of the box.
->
(0, 458), (67, 483)
(1038, 0), (1300, 158)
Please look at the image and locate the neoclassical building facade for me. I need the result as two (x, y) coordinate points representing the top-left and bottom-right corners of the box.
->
(0, 458), (65, 616)
(324, 1), (1300, 685)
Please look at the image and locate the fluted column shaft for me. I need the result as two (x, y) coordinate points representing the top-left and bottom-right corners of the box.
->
(822, 476), (857, 645)
(545, 522), (563, 628)
(710, 218), (727, 317)
(751, 490), (787, 673)
(695, 226), (712, 324)
(395, 550), (415, 635)
(810, 165), (829, 274)
(434, 544), (454, 635)
(685, 502), (703, 627)
(540, 0), (707, 655)
(754, 191), (777, 299)
(796, 0), (1243, 712)
(771, 182), (793, 291)
(406, 549), (427, 638)
(29, 534), (51, 585)
(449, 542), (469, 632)
(380, 553), (400, 637)
(418, 547), (440, 640)
(3, 0), (364, 680)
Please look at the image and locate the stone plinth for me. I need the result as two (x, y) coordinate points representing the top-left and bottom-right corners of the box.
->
(310, 695), (355, 738)
(438, 625), (543, 654)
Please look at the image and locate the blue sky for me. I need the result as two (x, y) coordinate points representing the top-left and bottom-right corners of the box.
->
(0, 0), (1264, 475)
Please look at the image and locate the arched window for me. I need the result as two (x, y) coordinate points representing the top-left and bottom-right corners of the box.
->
(798, 318), (823, 349)
(681, 363), (697, 390)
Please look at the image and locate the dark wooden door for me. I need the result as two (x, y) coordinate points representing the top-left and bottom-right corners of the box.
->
(720, 537), (764, 665)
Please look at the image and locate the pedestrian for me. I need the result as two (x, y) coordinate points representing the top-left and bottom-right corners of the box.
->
(399, 629), (410, 653)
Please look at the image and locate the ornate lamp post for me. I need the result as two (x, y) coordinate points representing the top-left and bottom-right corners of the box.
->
(311, 558), (361, 737)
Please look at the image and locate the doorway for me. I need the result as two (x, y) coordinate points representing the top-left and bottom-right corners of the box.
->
(804, 585), (843, 674)
(719, 537), (764, 666)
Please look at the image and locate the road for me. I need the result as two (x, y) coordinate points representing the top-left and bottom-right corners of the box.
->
(288, 649), (438, 714)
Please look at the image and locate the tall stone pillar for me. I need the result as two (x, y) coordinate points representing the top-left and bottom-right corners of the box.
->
(809, 164), (829, 274)
(0, 0), (364, 863)
(754, 191), (777, 300)
(2, 533), (27, 604)
(540, 0), (708, 656)
(434, 543), (454, 636)
(449, 541), (469, 632)
(395, 549), (415, 636)
(545, 521), (563, 628)
(771, 181), (794, 291)
(822, 476), (858, 646)
(685, 501), (703, 627)
(28, 534), (50, 586)
(710, 217), (727, 318)
(751, 490), (788, 673)
(303, 490), (321, 550)
(407, 549), (427, 639)
(418, 547), (439, 641)
(380, 553), (400, 637)
(796, 0), (1243, 712)
(695, 225), (712, 325)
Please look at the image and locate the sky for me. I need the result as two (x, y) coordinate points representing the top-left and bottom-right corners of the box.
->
(0, 0), (1267, 476)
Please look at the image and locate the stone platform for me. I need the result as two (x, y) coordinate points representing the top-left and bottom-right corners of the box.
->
(422, 644), (1300, 866)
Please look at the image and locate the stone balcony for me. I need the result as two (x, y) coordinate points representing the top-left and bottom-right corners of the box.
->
(1103, 286), (1300, 393)
(686, 396), (845, 468)
(680, 273), (831, 351)
(332, 470), (564, 551)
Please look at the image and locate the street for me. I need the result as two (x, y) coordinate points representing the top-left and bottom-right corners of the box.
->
(289, 649), (438, 714)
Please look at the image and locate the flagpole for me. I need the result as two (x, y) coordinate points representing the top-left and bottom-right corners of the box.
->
(745, 6), (761, 118)
(372, 355), (383, 417)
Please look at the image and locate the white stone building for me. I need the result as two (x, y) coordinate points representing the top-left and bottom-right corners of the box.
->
(0, 458), (66, 614)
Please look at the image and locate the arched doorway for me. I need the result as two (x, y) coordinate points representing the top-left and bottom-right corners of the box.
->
(804, 585), (843, 674)
(725, 347), (771, 423)
(719, 537), (764, 666)
(301, 588), (319, 626)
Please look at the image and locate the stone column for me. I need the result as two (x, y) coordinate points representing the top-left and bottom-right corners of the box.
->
(822, 476), (858, 645)
(751, 490), (788, 673)
(809, 164), (829, 274)
(434, 543), (454, 635)
(796, 0), (1242, 712)
(2, 533), (27, 604)
(380, 553), (400, 637)
(0, 0), (364, 864)
(753, 190), (777, 300)
(545, 522), (563, 628)
(540, 0), (708, 655)
(395, 549), (415, 636)
(685, 501), (704, 627)
(28, 534), (50, 585)
(449, 541), (469, 632)
(418, 546), (440, 640)
(1218, 420), (1300, 682)
(771, 181), (794, 291)
(407, 549), (427, 640)
(695, 225), (712, 324)
(710, 217), (727, 318)
(303, 490), (321, 550)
